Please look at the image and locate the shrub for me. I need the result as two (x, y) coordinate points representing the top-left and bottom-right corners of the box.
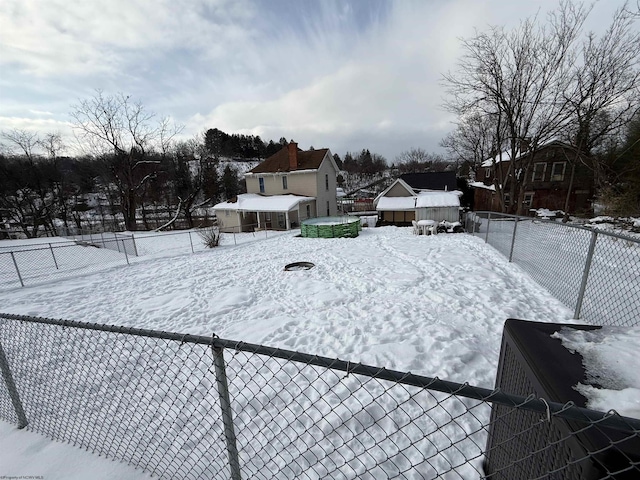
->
(198, 226), (222, 248)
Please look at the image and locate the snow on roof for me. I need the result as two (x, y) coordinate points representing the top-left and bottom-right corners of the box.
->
(416, 192), (460, 208)
(213, 193), (315, 212)
(376, 196), (416, 211)
(469, 181), (496, 191)
(481, 150), (517, 168)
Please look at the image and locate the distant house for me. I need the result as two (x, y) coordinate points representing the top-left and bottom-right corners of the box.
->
(374, 176), (461, 225)
(213, 142), (339, 231)
(472, 140), (594, 214)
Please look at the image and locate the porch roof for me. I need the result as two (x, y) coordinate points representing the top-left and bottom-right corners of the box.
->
(213, 193), (315, 213)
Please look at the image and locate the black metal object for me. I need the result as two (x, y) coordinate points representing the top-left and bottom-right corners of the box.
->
(485, 319), (640, 479)
(284, 261), (315, 271)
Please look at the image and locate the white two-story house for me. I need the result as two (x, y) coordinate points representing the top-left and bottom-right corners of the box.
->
(213, 142), (339, 231)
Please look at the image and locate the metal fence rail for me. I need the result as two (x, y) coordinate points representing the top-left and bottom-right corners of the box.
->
(0, 226), (289, 290)
(465, 212), (640, 327)
(1, 314), (638, 479)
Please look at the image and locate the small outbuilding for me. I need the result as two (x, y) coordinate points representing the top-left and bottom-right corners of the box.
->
(415, 192), (461, 223)
(374, 177), (462, 226)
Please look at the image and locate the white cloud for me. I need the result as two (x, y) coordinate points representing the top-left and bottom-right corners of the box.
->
(0, 0), (631, 161)
(0, 0), (256, 77)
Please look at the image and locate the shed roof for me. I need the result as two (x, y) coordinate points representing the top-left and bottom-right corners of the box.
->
(416, 192), (460, 208)
(376, 196), (416, 211)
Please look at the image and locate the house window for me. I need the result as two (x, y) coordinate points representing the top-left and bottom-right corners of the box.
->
(523, 192), (534, 208)
(306, 204), (311, 218)
(326, 201), (330, 216)
(503, 193), (511, 207)
(259, 177), (265, 193)
(532, 163), (547, 182)
(551, 162), (566, 182)
(282, 176), (288, 190)
(485, 168), (491, 178)
(325, 174), (329, 191)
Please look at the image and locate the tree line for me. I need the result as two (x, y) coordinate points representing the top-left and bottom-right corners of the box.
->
(0, 91), (262, 236)
(204, 128), (291, 160)
(0, 128), (244, 237)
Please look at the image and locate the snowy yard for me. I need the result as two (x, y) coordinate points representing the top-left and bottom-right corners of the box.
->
(1, 226), (579, 478)
(0, 227), (572, 387)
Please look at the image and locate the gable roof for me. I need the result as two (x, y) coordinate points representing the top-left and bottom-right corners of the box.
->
(481, 140), (576, 167)
(400, 172), (457, 191)
(249, 146), (330, 174)
(373, 178), (416, 205)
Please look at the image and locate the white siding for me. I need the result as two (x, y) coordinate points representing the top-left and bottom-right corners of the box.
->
(416, 207), (459, 223)
(315, 152), (338, 216)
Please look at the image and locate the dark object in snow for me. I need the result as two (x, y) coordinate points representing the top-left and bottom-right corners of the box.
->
(484, 319), (640, 479)
(284, 262), (315, 271)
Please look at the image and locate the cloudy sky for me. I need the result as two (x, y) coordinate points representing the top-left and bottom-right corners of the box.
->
(0, 0), (625, 161)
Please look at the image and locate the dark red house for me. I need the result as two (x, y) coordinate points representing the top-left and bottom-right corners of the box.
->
(472, 141), (595, 215)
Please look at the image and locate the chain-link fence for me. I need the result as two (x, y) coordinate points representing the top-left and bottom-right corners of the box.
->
(465, 212), (640, 327)
(1, 313), (638, 479)
(0, 226), (290, 290)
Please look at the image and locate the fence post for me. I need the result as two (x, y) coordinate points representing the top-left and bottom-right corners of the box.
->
(188, 232), (194, 253)
(574, 230), (598, 319)
(233, 230), (237, 246)
(508, 217), (519, 262)
(10, 252), (24, 287)
(212, 346), (242, 480)
(49, 243), (59, 270)
(122, 240), (130, 265)
(131, 234), (139, 257)
(116, 236), (122, 253)
(100, 232), (105, 248)
(0, 342), (28, 428)
(484, 212), (492, 243)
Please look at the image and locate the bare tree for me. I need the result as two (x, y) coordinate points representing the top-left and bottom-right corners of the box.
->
(0, 129), (59, 236)
(71, 90), (182, 230)
(560, 3), (640, 212)
(440, 113), (505, 181)
(443, 1), (590, 213)
(395, 148), (449, 174)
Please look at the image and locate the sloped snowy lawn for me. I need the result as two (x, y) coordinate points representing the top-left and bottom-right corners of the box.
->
(0, 227), (575, 478)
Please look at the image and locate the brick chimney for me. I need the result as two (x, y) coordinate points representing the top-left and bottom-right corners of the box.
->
(288, 141), (298, 170)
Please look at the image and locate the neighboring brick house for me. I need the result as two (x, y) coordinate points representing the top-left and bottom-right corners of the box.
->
(213, 142), (339, 231)
(472, 141), (594, 215)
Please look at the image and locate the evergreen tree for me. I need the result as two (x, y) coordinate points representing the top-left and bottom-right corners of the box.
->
(221, 164), (240, 200)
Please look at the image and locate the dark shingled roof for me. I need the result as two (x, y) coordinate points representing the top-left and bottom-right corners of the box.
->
(400, 172), (457, 191)
(250, 147), (329, 174)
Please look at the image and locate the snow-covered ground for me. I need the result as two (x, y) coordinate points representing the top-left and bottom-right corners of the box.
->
(0, 226), (581, 478)
(0, 421), (151, 480)
(0, 227), (573, 381)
